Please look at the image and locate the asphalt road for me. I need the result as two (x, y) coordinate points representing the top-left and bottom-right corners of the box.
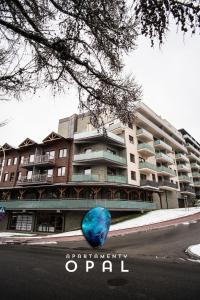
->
(0, 221), (200, 300)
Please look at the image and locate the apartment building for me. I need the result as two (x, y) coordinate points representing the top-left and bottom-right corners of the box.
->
(179, 129), (200, 202)
(0, 102), (197, 233)
(58, 102), (196, 209)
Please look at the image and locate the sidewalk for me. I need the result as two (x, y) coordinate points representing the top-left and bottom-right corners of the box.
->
(1, 210), (200, 245)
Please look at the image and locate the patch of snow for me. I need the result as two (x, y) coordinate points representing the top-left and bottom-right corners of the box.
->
(0, 232), (35, 237)
(187, 244), (200, 258)
(182, 222), (190, 225)
(28, 241), (57, 245)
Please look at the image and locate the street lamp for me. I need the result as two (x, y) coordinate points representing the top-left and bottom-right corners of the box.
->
(0, 145), (5, 183)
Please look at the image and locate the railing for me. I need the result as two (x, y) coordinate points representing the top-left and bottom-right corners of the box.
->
(137, 143), (155, 153)
(191, 163), (200, 169)
(22, 154), (55, 166)
(186, 143), (200, 156)
(178, 175), (191, 182)
(175, 153), (189, 161)
(192, 172), (200, 178)
(107, 175), (127, 184)
(72, 174), (99, 182)
(157, 166), (176, 176)
(140, 180), (159, 188)
(17, 174), (53, 185)
(0, 199), (157, 211)
(180, 186), (195, 193)
(177, 164), (190, 170)
(136, 128), (153, 140)
(156, 152), (174, 163)
(108, 122), (125, 132)
(74, 150), (126, 165)
(74, 130), (125, 145)
(193, 181), (200, 186)
(159, 181), (178, 189)
(154, 140), (172, 152)
(139, 162), (158, 172)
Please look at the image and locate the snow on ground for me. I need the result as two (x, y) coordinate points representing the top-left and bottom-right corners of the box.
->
(0, 232), (35, 238)
(187, 244), (200, 258)
(1, 208), (200, 239)
(45, 207), (200, 238)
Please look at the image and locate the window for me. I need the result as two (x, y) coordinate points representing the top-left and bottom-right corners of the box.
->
(129, 135), (134, 144)
(10, 172), (15, 181)
(84, 168), (91, 175)
(20, 156), (24, 164)
(131, 171), (136, 181)
(29, 154), (35, 162)
(46, 151), (55, 159)
(84, 148), (92, 153)
(13, 157), (18, 165)
(27, 170), (33, 179)
(59, 149), (68, 158)
(47, 169), (53, 177)
(17, 172), (22, 181)
(140, 174), (146, 181)
(152, 174), (156, 181)
(7, 158), (11, 166)
(107, 167), (117, 176)
(3, 173), (8, 182)
(128, 123), (133, 129)
(130, 153), (135, 163)
(57, 167), (65, 176)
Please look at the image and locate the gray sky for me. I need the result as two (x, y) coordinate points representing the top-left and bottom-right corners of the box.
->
(0, 28), (199, 147)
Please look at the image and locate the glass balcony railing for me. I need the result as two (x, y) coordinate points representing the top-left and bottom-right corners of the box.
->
(139, 162), (158, 172)
(192, 172), (200, 178)
(177, 164), (190, 171)
(157, 166), (176, 176)
(74, 130), (125, 145)
(107, 175), (127, 184)
(194, 181), (200, 186)
(154, 140), (172, 152)
(137, 143), (155, 153)
(136, 128), (153, 140)
(191, 163), (200, 169)
(72, 174), (99, 182)
(178, 175), (191, 182)
(22, 154), (55, 166)
(17, 174), (53, 185)
(175, 153), (189, 161)
(156, 152), (174, 163)
(74, 151), (126, 165)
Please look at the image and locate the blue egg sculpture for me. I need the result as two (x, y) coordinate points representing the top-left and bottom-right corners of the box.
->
(82, 207), (111, 248)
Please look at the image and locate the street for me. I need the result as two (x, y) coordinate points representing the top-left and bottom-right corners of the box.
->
(0, 221), (200, 300)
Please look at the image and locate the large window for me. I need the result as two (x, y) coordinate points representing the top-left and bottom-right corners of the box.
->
(10, 172), (15, 181)
(46, 151), (55, 159)
(29, 154), (35, 162)
(130, 153), (135, 163)
(3, 173), (8, 182)
(13, 157), (18, 165)
(84, 168), (91, 175)
(7, 158), (11, 166)
(27, 170), (33, 179)
(20, 156), (24, 164)
(57, 167), (66, 176)
(47, 169), (53, 177)
(36, 214), (63, 232)
(59, 149), (68, 158)
(131, 171), (136, 181)
(129, 135), (134, 144)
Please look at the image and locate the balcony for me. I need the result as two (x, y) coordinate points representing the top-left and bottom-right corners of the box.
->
(107, 175), (127, 184)
(108, 122), (125, 134)
(17, 174), (53, 185)
(177, 164), (191, 172)
(193, 181), (200, 187)
(187, 152), (200, 163)
(191, 163), (200, 170)
(186, 143), (200, 157)
(74, 150), (126, 166)
(139, 162), (158, 173)
(175, 153), (189, 162)
(72, 174), (99, 182)
(137, 143), (155, 157)
(157, 166), (176, 176)
(192, 172), (200, 178)
(158, 181), (178, 190)
(154, 140), (172, 152)
(156, 152), (174, 164)
(140, 180), (159, 189)
(21, 154), (55, 169)
(178, 175), (191, 183)
(180, 186), (195, 195)
(136, 128), (153, 142)
(0, 199), (157, 211)
(74, 130), (125, 146)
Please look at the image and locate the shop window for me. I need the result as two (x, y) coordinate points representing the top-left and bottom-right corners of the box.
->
(36, 214), (63, 233)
